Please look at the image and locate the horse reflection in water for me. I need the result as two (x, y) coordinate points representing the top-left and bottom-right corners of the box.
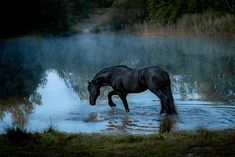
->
(88, 65), (177, 115)
(108, 116), (174, 134)
(159, 116), (175, 133)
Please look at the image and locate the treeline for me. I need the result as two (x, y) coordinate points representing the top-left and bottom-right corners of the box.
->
(111, 0), (234, 28)
(0, 0), (113, 38)
(0, 45), (45, 99)
(147, 0), (234, 23)
(1, 0), (234, 37)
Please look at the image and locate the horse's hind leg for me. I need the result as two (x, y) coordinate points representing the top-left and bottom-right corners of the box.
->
(154, 91), (165, 114)
(119, 94), (130, 112)
(108, 91), (117, 107)
(162, 86), (177, 115)
(150, 89), (170, 114)
(160, 98), (165, 114)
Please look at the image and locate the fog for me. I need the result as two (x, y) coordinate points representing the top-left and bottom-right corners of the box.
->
(0, 34), (234, 134)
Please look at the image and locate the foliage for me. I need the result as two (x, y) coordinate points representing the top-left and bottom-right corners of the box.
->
(0, 0), (233, 36)
(38, 0), (75, 34)
(73, 0), (93, 20)
(0, 0), (113, 37)
(110, 0), (234, 29)
(147, 0), (234, 24)
(91, 0), (114, 8)
(111, 0), (147, 29)
(176, 11), (235, 35)
(132, 11), (235, 36)
(4, 127), (32, 142)
(0, 0), (38, 37)
(0, 45), (45, 99)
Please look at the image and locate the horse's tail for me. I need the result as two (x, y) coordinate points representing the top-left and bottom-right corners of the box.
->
(162, 72), (177, 115)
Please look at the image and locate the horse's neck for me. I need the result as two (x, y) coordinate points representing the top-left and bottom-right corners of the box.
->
(93, 73), (110, 86)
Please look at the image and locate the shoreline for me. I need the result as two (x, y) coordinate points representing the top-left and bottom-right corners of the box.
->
(0, 128), (234, 156)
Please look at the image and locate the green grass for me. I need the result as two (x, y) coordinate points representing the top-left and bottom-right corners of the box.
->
(0, 127), (234, 157)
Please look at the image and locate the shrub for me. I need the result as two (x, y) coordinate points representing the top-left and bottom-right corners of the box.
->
(111, 0), (147, 29)
(4, 127), (31, 142)
(91, 0), (114, 8)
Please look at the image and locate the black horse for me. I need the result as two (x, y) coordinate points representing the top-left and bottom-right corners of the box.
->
(88, 65), (177, 115)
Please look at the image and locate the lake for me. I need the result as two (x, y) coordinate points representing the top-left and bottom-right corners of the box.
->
(0, 33), (234, 134)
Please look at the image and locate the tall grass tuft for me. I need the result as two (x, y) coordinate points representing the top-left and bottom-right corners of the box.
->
(123, 12), (235, 37)
(177, 12), (235, 36)
(4, 126), (31, 142)
(43, 121), (58, 133)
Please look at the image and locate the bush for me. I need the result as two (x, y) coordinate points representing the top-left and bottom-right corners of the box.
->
(38, 0), (75, 34)
(176, 12), (235, 34)
(0, 0), (95, 37)
(73, 0), (93, 19)
(147, 0), (234, 24)
(91, 0), (114, 8)
(0, 49), (45, 99)
(0, 0), (39, 37)
(4, 127), (31, 142)
(111, 0), (147, 29)
(109, 0), (234, 29)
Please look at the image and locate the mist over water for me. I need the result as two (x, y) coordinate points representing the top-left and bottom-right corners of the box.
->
(0, 34), (234, 134)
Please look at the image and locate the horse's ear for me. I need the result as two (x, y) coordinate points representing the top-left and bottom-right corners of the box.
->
(87, 80), (91, 84)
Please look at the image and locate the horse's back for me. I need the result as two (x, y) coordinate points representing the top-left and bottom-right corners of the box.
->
(112, 65), (169, 93)
(143, 66), (169, 77)
(111, 65), (169, 82)
(141, 66), (170, 89)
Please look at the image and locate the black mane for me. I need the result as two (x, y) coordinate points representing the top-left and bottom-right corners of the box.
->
(92, 65), (131, 81)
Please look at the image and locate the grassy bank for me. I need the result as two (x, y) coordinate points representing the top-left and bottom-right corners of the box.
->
(0, 127), (234, 157)
(99, 0), (235, 37)
(112, 12), (235, 37)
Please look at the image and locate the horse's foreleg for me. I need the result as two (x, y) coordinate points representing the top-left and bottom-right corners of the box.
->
(108, 91), (117, 107)
(119, 94), (130, 112)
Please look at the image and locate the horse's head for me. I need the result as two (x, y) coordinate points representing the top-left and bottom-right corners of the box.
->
(88, 80), (100, 106)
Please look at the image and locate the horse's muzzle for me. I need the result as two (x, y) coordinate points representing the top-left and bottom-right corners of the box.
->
(89, 101), (96, 106)
(90, 103), (96, 106)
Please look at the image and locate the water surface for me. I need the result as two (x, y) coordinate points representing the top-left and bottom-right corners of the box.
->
(0, 34), (234, 134)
